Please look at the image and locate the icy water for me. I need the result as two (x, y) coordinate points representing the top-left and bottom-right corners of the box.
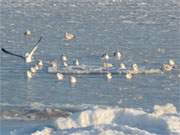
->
(0, 0), (180, 135)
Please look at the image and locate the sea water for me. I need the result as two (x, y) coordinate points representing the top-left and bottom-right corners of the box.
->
(0, 0), (180, 134)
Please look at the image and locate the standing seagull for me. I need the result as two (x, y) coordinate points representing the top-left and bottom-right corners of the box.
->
(106, 72), (112, 80)
(73, 59), (80, 66)
(56, 73), (64, 80)
(26, 70), (33, 79)
(1, 36), (42, 63)
(69, 76), (77, 84)
(61, 54), (68, 62)
(101, 53), (110, 61)
(24, 30), (32, 36)
(162, 59), (176, 72)
(114, 51), (122, 60)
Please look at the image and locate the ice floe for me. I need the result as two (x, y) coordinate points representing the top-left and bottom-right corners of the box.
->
(31, 127), (53, 135)
(5, 103), (180, 135)
(53, 103), (180, 135)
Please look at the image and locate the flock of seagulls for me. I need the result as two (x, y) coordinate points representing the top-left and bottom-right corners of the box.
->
(1, 30), (178, 86)
(26, 60), (44, 79)
(50, 51), (176, 82)
(101, 51), (122, 61)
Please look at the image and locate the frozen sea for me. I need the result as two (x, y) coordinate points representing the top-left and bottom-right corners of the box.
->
(0, 0), (180, 135)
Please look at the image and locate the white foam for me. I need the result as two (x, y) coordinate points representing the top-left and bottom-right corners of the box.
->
(166, 115), (180, 134)
(151, 103), (180, 134)
(92, 108), (117, 125)
(53, 124), (158, 135)
(56, 107), (118, 129)
(54, 104), (180, 135)
(56, 117), (78, 130)
(31, 127), (53, 135)
(152, 103), (177, 117)
(99, 129), (121, 135)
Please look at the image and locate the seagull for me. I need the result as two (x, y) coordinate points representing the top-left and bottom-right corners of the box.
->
(63, 61), (68, 67)
(37, 60), (43, 68)
(24, 37), (43, 63)
(69, 76), (77, 84)
(26, 70), (32, 79)
(61, 54), (68, 62)
(125, 72), (133, 80)
(162, 64), (173, 72)
(101, 53), (109, 60)
(30, 67), (37, 74)
(168, 59), (175, 67)
(24, 30), (32, 36)
(132, 64), (139, 74)
(106, 73), (112, 80)
(162, 59), (176, 72)
(56, 73), (64, 80)
(74, 59), (80, 66)
(103, 62), (113, 68)
(119, 63), (126, 69)
(126, 64), (139, 75)
(34, 64), (39, 70)
(114, 51), (122, 60)
(64, 32), (76, 41)
(1, 36), (42, 63)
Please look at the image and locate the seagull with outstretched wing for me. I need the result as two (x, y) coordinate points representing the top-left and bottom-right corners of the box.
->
(1, 36), (42, 63)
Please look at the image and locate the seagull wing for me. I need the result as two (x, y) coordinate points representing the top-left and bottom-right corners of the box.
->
(28, 36), (43, 57)
(1, 48), (25, 59)
(29, 44), (38, 57)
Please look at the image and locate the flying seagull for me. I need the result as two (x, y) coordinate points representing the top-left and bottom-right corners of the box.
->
(1, 36), (42, 63)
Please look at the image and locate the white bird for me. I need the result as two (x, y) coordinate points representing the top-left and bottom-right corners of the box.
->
(24, 30), (32, 36)
(25, 37), (42, 63)
(69, 76), (77, 84)
(125, 72), (133, 80)
(120, 63), (126, 69)
(103, 62), (113, 68)
(114, 51), (122, 60)
(132, 64), (139, 73)
(1, 37), (42, 63)
(50, 61), (57, 67)
(162, 64), (173, 72)
(101, 53), (109, 60)
(34, 64), (39, 70)
(74, 59), (80, 66)
(26, 70), (32, 79)
(162, 59), (176, 72)
(56, 73), (64, 80)
(106, 73), (112, 80)
(30, 67), (37, 74)
(61, 54), (68, 62)
(64, 32), (76, 41)
(63, 62), (68, 67)
(37, 60), (43, 68)
(168, 59), (175, 67)
(25, 45), (39, 63)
